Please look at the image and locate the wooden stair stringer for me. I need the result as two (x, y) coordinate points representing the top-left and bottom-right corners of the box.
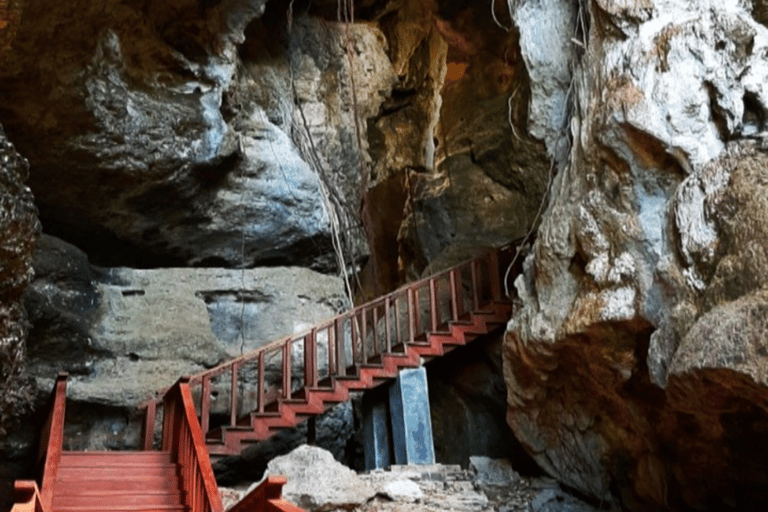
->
(203, 299), (513, 455)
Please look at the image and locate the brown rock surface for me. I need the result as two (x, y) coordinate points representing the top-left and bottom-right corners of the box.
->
(505, 0), (768, 509)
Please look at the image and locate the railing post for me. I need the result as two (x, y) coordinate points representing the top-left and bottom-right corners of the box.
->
(231, 362), (240, 425)
(257, 354), (265, 414)
(305, 329), (318, 389)
(429, 278), (438, 332)
(327, 325), (335, 379)
(142, 398), (157, 450)
(372, 306), (380, 356)
(351, 314), (359, 366)
(334, 317), (346, 377)
(449, 270), (460, 321)
(395, 295), (402, 345)
(40, 372), (68, 512)
(384, 296), (392, 353)
(283, 339), (292, 400)
(407, 287), (417, 341)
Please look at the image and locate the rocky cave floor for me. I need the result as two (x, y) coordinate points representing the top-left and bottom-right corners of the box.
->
(219, 446), (607, 512)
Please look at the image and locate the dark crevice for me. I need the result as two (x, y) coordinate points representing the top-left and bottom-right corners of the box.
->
(704, 81), (730, 142)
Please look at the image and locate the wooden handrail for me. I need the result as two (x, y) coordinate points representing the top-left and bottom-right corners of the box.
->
(39, 373), (67, 512)
(161, 377), (224, 512)
(10, 481), (47, 512)
(228, 476), (306, 512)
(139, 246), (513, 450)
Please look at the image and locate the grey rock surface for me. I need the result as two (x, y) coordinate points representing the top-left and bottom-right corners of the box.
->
(259, 444), (376, 511)
(380, 479), (424, 502)
(506, 0), (768, 509)
(0, 123), (41, 512)
(530, 487), (602, 512)
(23, 235), (347, 452)
(0, 2), (396, 270)
(28, 237), (347, 407)
(470, 456), (521, 488)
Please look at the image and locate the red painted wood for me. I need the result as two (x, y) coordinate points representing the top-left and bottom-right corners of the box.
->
(161, 376), (224, 512)
(283, 339), (292, 400)
(228, 475), (306, 512)
(11, 480), (45, 512)
(142, 398), (157, 450)
(40, 373), (67, 512)
(429, 278), (438, 332)
(232, 361), (241, 423)
(201, 375), (211, 435)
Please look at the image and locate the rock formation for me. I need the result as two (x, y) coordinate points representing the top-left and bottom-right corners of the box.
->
(0, 0), (543, 505)
(505, 0), (768, 509)
(4, 0), (768, 510)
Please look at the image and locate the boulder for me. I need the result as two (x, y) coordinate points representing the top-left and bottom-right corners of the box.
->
(0, 1), (398, 270)
(530, 487), (604, 512)
(380, 479), (423, 502)
(0, 123), (40, 512)
(506, 0), (768, 509)
(24, 234), (348, 450)
(259, 444), (376, 511)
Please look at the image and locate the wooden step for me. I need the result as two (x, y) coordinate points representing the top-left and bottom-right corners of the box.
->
(54, 491), (182, 508)
(53, 505), (185, 512)
(57, 464), (179, 478)
(60, 451), (173, 465)
(52, 476), (179, 493)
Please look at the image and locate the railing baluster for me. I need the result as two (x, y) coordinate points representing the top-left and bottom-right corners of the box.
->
(449, 269), (459, 321)
(414, 286), (421, 335)
(372, 305), (379, 356)
(335, 317), (345, 376)
(361, 309), (368, 363)
(407, 288), (416, 342)
(327, 325), (334, 380)
(304, 329), (318, 388)
(230, 362), (239, 426)
(395, 294), (402, 346)
(256, 350), (267, 412)
(384, 297), (392, 353)
(283, 339), (292, 400)
(142, 398), (156, 450)
(351, 314), (359, 365)
(429, 278), (438, 332)
(201, 375), (211, 435)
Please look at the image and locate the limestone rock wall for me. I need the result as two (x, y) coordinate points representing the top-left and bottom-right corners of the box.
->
(506, 0), (768, 509)
(0, 0), (557, 508)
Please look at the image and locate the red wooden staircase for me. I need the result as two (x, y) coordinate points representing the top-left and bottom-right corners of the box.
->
(11, 374), (303, 512)
(53, 451), (185, 512)
(139, 247), (514, 456)
(11, 246), (512, 512)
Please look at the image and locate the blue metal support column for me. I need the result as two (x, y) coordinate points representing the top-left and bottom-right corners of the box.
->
(362, 397), (391, 470)
(388, 367), (435, 465)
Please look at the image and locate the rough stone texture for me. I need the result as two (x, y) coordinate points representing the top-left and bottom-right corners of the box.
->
(427, 334), (520, 467)
(258, 444), (376, 511)
(221, 453), (563, 512)
(506, 0), (768, 510)
(0, 0), (398, 270)
(0, 123), (40, 512)
(369, 0), (550, 286)
(529, 487), (604, 512)
(26, 235), (347, 406)
(380, 479), (424, 502)
(19, 234), (348, 454)
(214, 400), (356, 487)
